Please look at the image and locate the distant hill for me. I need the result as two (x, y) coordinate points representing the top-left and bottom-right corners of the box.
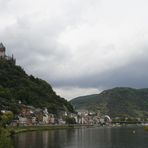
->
(70, 87), (148, 118)
(0, 59), (74, 114)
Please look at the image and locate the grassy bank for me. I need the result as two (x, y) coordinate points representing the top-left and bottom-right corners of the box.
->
(0, 125), (79, 148)
(7, 124), (148, 135)
(8, 124), (79, 135)
(0, 128), (14, 148)
(144, 126), (148, 131)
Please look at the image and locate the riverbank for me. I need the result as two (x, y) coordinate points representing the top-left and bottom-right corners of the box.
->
(12, 126), (148, 148)
(8, 124), (82, 135)
(6, 124), (148, 136)
(0, 125), (80, 148)
(0, 128), (14, 148)
(144, 126), (148, 131)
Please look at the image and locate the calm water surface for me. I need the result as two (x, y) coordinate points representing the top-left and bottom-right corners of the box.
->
(13, 126), (148, 148)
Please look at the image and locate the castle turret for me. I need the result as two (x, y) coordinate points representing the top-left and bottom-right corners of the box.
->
(0, 43), (16, 64)
(0, 43), (6, 58)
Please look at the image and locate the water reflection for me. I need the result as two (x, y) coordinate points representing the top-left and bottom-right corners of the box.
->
(68, 128), (112, 148)
(14, 129), (75, 148)
(13, 127), (148, 148)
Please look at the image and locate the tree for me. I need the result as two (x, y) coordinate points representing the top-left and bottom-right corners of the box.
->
(64, 116), (76, 124)
(0, 112), (14, 127)
(0, 128), (13, 148)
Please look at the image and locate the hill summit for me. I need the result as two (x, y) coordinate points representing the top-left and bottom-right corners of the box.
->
(0, 44), (74, 114)
(70, 87), (148, 118)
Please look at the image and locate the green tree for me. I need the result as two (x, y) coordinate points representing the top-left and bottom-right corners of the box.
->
(0, 128), (13, 148)
(64, 116), (76, 124)
(0, 112), (14, 127)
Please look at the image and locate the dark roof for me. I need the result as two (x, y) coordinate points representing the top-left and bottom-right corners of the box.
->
(0, 43), (5, 51)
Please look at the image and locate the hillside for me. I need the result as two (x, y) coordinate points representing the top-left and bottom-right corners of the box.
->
(0, 59), (74, 114)
(70, 87), (148, 118)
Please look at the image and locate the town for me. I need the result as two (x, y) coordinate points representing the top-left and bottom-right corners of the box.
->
(1, 101), (112, 127)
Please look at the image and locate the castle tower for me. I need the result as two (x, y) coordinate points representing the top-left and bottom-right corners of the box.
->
(0, 43), (6, 58)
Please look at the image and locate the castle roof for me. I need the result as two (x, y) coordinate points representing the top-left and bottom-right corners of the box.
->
(0, 43), (5, 51)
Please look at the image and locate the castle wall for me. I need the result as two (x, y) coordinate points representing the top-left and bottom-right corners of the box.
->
(0, 44), (16, 64)
(0, 51), (5, 58)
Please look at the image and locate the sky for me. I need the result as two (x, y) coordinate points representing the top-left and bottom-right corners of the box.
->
(0, 0), (148, 100)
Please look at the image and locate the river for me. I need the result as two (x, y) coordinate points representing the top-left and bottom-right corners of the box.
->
(13, 126), (148, 148)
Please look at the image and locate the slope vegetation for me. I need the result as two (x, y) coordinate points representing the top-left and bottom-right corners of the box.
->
(0, 59), (74, 114)
(70, 87), (148, 118)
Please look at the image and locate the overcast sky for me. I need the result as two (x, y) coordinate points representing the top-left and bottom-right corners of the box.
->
(0, 0), (148, 100)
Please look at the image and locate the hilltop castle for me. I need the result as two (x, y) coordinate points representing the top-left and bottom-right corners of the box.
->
(0, 43), (5, 58)
(0, 43), (16, 64)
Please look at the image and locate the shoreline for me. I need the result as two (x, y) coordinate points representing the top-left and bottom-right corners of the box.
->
(7, 124), (148, 136)
(144, 126), (148, 131)
(8, 124), (82, 135)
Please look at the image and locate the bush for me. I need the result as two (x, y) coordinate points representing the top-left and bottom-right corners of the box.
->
(64, 116), (76, 124)
(0, 128), (13, 148)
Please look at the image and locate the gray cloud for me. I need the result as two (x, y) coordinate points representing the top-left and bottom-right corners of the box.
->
(0, 0), (148, 99)
(52, 55), (148, 89)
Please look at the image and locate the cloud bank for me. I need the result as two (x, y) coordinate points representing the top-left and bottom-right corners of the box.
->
(0, 0), (148, 99)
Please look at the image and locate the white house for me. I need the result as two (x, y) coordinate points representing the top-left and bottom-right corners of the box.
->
(32, 116), (37, 124)
(49, 114), (55, 124)
(43, 114), (49, 124)
(18, 116), (28, 125)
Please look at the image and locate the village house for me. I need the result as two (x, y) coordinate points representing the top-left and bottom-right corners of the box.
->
(18, 116), (28, 126)
(43, 114), (49, 124)
(18, 105), (35, 125)
(42, 108), (49, 124)
(48, 114), (55, 124)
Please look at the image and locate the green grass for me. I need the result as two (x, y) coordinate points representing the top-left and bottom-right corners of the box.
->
(144, 126), (148, 131)
(8, 125), (77, 135)
(0, 128), (14, 148)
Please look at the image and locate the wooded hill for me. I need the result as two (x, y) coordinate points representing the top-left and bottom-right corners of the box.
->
(70, 87), (148, 118)
(0, 59), (74, 114)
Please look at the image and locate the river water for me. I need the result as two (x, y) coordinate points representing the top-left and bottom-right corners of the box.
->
(13, 126), (148, 148)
